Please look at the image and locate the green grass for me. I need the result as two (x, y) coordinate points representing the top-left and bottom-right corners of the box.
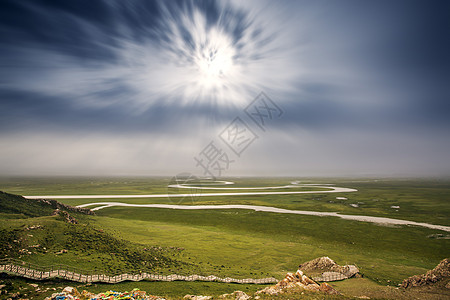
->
(0, 177), (449, 299)
(3, 176), (447, 226)
(332, 277), (450, 300)
(0, 216), (192, 276)
(0, 191), (55, 218)
(92, 206), (448, 285)
(0, 176), (171, 196)
(0, 192), (192, 276)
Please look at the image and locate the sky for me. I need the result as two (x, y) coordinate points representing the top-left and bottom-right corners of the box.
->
(0, 0), (449, 177)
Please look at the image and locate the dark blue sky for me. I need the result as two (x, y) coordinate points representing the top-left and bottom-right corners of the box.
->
(0, 0), (449, 176)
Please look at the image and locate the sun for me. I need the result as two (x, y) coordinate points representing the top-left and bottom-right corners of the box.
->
(192, 28), (236, 91)
(119, 3), (289, 108)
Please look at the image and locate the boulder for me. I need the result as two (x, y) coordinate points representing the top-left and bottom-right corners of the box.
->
(301, 274), (316, 285)
(256, 266), (340, 296)
(218, 291), (250, 300)
(319, 282), (340, 295)
(183, 295), (212, 300)
(401, 258), (450, 288)
(62, 286), (79, 296)
(255, 286), (280, 295)
(299, 257), (360, 281)
(232, 291), (251, 300)
(303, 283), (320, 292)
(299, 257), (337, 272)
(343, 264), (360, 277)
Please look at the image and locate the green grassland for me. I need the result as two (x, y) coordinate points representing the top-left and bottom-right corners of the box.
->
(0, 193), (189, 276)
(93, 207), (448, 283)
(0, 177), (449, 299)
(2, 176), (448, 226)
(0, 177), (171, 196)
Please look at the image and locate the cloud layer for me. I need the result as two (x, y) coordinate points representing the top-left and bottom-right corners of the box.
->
(0, 0), (449, 176)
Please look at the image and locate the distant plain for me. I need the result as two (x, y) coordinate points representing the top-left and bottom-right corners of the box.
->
(0, 177), (449, 298)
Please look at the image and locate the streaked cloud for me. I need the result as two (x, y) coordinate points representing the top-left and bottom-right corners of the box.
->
(0, 0), (449, 176)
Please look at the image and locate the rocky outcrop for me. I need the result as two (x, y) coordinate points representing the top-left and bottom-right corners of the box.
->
(401, 258), (450, 288)
(299, 256), (360, 281)
(255, 269), (339, 296)
(183, 295), (212, 300)
(36, 198), (95, 215)
(219, 290), (251, 300)
(51, 209), (78, 224)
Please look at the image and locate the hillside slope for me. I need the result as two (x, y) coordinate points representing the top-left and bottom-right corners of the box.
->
(0, 191), (92, 218)
(0, 191), (191, 275)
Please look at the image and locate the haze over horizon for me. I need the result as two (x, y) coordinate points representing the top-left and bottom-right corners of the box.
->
(1, 0), (449, 178)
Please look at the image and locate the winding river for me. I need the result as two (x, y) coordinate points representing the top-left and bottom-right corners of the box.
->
(75, 202), (450, 232)
(25, 183), (449, 232)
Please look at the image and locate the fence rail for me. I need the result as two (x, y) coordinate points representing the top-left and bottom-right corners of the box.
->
(0, 258), (277, 284)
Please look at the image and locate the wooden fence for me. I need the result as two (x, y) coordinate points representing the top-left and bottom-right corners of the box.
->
(0, 258), (277, 284)
(313, 271), (348, 282)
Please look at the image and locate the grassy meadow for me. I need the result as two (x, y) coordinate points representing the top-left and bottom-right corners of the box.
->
(0, 176), (449, 299)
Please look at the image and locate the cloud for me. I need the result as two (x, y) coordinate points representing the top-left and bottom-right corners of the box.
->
(0, 0), (449, 176)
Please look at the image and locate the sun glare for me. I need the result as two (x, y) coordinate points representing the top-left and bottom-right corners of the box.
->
(193, 29), (236, 89)
(120, 3), (294, 108)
